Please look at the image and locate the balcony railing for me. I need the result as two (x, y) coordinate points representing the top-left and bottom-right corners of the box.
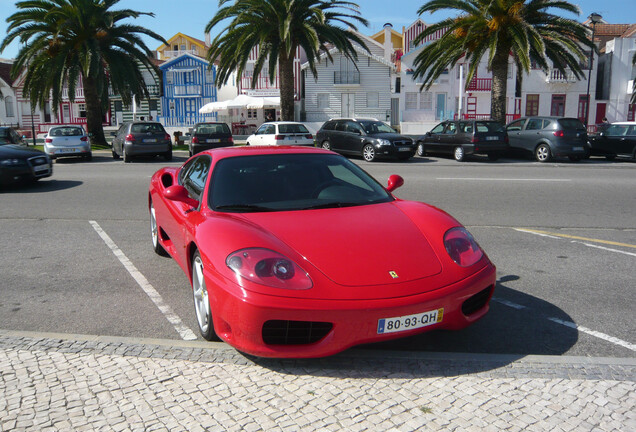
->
(61, 88), (84, 99)
(173, 84), (202, 97)
(162, 49), (198, 59)
(334, 71), (360, 85)
(240, 74), (279, 90)
(466, 77), (492, 91)
(545, 69), (578, 83)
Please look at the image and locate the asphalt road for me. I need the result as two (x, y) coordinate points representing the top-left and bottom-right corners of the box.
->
(1, 151), (634, 359)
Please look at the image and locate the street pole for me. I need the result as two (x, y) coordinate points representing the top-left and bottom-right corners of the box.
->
(585, 13), (602, 129)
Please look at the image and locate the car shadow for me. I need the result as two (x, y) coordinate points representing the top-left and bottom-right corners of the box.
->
(0, 179), (83, 193)
(245, 274), (578, 378)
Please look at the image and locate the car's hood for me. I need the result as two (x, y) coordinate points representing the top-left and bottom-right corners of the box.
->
(368, 132), (411, 141)
(241, 202), (442, 286)
(0, 144), (47, 158)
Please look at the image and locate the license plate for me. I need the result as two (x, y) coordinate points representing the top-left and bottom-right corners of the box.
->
(486, 136), (498, 141)
(58, 148), (76, 153)
(207, 139), (220, 143)
(573, 147), (583, 151)
(34, 165), (49, 173)
(377, 308), (443, 334)
(144, 138), (157, 143)
(398, 147), (411, 152)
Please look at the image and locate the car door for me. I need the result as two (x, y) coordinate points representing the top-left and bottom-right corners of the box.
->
(343, 121), (365, 153)
(251, 124), (275, 146)
(522, 118), (545, 151)
(425, 122), (446, 153)
(506, 119), (526, 151)
(163, 155), (212, 267)
(439, 121), (458, 153)
(606, 124), (635, 155)
(330, 121), (349, 153)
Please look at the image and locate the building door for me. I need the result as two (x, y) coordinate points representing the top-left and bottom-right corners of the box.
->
(390, 98), (399, 126)
(436, 93), (446, 120)
(577, 95), (589, 124)
(341, 93), (355, 117)
(550, 94), (565, 117)
(595, 103), (607, 124)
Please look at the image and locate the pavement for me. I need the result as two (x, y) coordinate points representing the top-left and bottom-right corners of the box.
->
(1, 330), (634, 432)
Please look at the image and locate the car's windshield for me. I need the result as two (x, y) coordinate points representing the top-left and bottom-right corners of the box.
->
(278, 123), (309, 134)
(195, 123), (230, 134)
(359, 121), (396, 134)
(209, 154), (393, 212)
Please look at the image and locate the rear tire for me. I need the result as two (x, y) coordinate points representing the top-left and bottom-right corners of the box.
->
(321, 140), (331, 150)
(535, 144), (551, 162)
(192, 250), (220, 341)
(123, 147), (131, 163)
(454, 146), (465, 162)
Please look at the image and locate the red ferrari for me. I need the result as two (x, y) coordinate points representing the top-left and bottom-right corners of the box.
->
(149, 146), (495, 358)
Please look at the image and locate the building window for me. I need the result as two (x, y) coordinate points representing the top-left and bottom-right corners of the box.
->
(247, 109), (257, 119)
(5, 96), (14, 117)
(420, 92), (433, 110)
(577, 95), (589, 123)
(405, 92), (418, 110)
(166, 71), (173, 84)
(205, 68), (213, 83)
(76, 103), (87, 118)
(550, 94), (565, 117)
(366, 92), (379, 108)
(317, 93), (329, 109)
(21, 101), (31, 115)
(525, 94), (539, 116)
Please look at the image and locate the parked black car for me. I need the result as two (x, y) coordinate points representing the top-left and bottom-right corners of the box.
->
(0, 126), (25, 145)
(588, 122), (636, 160)
(416, 120), (509, 162)
(315, 118), (415, 162)
(187, 122), (234, 156)
(0, 144), (52, 186)
(506, 117), (587, 162)
(111, 121), (172, 163)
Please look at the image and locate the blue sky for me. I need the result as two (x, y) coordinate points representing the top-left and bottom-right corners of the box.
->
(1, 0), (634, 59)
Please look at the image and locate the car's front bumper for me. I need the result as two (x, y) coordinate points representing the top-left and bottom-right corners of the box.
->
(208, 263), (496, 358)
(0, 160), (52, 184)
(375, 144), (416, 158)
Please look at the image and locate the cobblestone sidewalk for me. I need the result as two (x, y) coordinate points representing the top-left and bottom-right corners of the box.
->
(1, 331), (634, 431)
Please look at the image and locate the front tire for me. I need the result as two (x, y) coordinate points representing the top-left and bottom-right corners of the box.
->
(362, 144), (376, 162)
(321, 140), (331, 150)
(192, 250), (219, 341)
(416, 142), (426, 157)
(454, 146), (465, 162)
(150, 203), (168, 257)
(535, 144), (551, 162)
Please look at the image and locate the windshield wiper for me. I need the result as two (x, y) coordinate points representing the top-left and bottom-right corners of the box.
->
(215, 204), (274, 212)
(302, 202), (363, 210)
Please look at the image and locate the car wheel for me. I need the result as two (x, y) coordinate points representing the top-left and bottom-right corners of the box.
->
(416, 142), (426, 157)
(362, 144), (376, 162)
(535, 144), (551, 162)
(123, 147), (131, 163)
(165, 149), (172, 161)
(192, 250), (220, 341)
(454, 146), (465, 162)
(150, 203), (169, 256)
(112, 148), (120, 160)
(321, 140), (331, 150)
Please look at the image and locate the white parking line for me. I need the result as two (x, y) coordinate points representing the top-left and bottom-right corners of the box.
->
(436, 178), (571, 182)
(89, 220), (197, 341)
(493, 298), (636, 352)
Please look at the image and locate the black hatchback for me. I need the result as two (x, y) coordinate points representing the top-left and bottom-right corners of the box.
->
(315, 118), (415, 162)
(588, 122), (636, 160)
(188, 122), (234, 156)
(416, 120), (509, 161)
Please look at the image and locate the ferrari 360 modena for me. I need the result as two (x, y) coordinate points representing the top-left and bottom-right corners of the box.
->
(148, 146), (496, 358)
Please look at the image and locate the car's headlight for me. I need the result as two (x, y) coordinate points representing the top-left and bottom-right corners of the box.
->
(443, 227), (484, 267)
(0, 158), (24, 166)
(376, 139), (391, 146)
(226, 248), (313, 290)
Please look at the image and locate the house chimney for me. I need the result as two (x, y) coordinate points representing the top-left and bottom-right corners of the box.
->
(383, 23), (393, 60)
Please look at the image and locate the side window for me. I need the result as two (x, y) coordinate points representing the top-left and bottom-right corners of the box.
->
(180, 156), (211, 201)
(430, 123), (445, 134)
(526, 119), (543, 130)
(507, 119), (525, 131)
(445, 123), (457, 134)
(117, 124), (127, 138)
(345, 121), (363, 134)
(255, 125), (268, 135)
(335, 121), (347, 132)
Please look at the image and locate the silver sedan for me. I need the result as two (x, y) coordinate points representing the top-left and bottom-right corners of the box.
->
(44, 125), (92, 161)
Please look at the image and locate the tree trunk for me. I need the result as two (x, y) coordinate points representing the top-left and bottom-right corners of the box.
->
(490, 47), (509, 124)
(82, 75), (107, 146)
(278, 51), (295, 121)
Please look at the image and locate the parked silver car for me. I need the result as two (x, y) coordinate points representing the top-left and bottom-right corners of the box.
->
(111, 121), (172, 163)
(44, 125), (92, 161)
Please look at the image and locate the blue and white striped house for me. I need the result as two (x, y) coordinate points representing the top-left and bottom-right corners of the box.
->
(159, 53), (217, 127)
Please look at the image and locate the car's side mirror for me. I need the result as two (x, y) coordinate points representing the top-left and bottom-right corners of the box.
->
(163, 185), (199, 208)
(386, 174), (404, 192)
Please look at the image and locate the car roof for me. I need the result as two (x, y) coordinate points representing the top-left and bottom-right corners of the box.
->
(198, 145), (332, 160)
(261, 121), (305, 125)
(328, 117), (379, 122)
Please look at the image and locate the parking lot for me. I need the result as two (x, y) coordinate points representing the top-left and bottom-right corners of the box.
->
(1, 151), (634, 359)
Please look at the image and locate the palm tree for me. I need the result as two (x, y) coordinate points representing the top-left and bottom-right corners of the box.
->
(1, 0), (167, 145)
(411, 0), (594, 124)
(205, 0), (369, 121)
